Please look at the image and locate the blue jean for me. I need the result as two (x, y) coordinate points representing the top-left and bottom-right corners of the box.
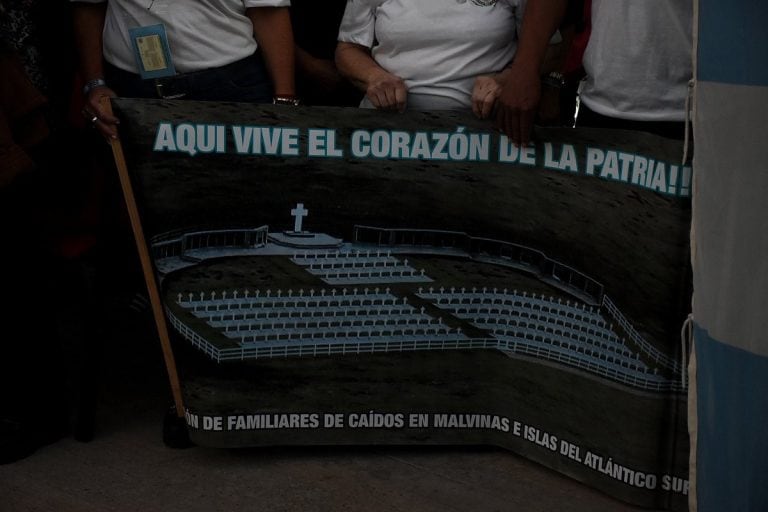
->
(104, 52), (273, 103)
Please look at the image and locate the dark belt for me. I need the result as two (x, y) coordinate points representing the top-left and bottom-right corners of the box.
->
(104, 52), (263, 100)
(152, 77), (189, 100)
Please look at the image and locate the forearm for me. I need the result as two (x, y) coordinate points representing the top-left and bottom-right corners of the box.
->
(296, 45), (347, 94)
(541, 25), (575, 76)
(295, 46), (314, 76)
(335, 42), (390, 92)
(72, 2), (107, 82)
(72, 3), (119, 138)
(295, 46), (328, 79)
(494, 0), (567, 143)
(248, 7), (295, 96)
(335, 42), (406, 111)
(511, 0), (568, 75)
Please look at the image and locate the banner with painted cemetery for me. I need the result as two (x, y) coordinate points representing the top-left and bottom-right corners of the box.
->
(113, 98), (691, 510)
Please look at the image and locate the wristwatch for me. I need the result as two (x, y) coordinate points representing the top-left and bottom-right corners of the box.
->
(82, 78), (107, 96)
(273, 96), (301, 106)
(541, 71), (566, 90)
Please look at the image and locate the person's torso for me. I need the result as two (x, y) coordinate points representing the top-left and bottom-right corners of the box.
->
(103, 0), (256, 74)
(370, 0), (521, 109)
(580, 0), (693, 121)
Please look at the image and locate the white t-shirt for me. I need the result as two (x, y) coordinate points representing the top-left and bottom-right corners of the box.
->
(338, 0), (525, 110)
(580, 0), (693, 122)
(72, 0), (290, 73)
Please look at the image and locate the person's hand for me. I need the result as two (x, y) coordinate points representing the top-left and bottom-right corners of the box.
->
(471, 75), (503, 119)
(81, 85), (120, 139)
(495, 63), (541, 146)
(365, 69), (407, 112)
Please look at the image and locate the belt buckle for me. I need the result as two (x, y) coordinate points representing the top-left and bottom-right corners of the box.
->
(154, 80), (186, 100)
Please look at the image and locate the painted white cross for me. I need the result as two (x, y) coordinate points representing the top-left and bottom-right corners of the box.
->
(291, 203), (309, 232)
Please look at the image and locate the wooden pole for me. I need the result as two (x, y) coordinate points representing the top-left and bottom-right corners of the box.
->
(102, 97), (185, 419)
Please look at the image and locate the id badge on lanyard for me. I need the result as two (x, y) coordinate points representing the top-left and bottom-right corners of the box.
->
(128, 23), (176, 79)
